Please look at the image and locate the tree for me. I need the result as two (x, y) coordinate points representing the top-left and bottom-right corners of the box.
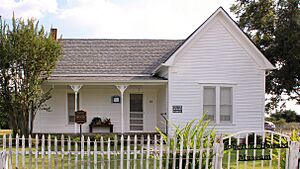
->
(230, 0), (300, 112)
(0, 16), (62, 135)
(269, 109), (300, 122)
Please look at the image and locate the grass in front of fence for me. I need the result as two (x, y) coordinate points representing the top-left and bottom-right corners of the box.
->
(7, 147), (159, 169)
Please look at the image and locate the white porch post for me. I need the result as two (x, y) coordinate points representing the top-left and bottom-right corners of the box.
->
(70, 85), (82, 133)
(116, 85), (128, 134)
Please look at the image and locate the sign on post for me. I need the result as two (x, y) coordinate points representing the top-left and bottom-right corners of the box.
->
(75, 110), (87, 124)
(75, 110), (87, 138)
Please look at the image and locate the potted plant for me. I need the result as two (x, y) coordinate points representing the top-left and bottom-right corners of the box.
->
(89, 116), (113, 133)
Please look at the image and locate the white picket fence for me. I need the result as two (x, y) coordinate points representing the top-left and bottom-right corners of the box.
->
(0, 134), (218, 169)
(0, 131), (299, 169)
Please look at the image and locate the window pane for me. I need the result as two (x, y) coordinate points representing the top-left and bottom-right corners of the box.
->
(220, 87), (232, 122)
(68, 93), (79, 124)
(203, 87), (216, 105)
(130, 94), (143, 112)
(220, 87), (232, 105)
(203, 105), (215, 121)
(203, 87), (216, 122)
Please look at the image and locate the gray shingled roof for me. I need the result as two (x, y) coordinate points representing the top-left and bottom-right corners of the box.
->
(51, 39), (183, 79)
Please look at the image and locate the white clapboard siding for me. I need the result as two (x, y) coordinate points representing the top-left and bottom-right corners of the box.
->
(168, 12), (266, 135)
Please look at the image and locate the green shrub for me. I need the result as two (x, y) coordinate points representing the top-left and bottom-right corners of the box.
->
(291, 129), (300, 141)
(156, 114), (215, 168)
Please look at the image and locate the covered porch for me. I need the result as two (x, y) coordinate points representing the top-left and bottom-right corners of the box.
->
(33, 82), (168, 134)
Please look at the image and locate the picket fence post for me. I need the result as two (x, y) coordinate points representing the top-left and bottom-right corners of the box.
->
(0, 151), (7, 169)
(288, 141), (300, 169)
(213, 135), (224, 169)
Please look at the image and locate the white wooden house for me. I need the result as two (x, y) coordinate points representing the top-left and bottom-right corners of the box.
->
(33, 7), (274, 135)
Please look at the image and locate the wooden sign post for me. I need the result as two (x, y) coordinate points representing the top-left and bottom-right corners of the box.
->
(75, 110), (87, 138)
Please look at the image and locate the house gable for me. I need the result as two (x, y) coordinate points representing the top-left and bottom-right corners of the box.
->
(166, 7), (270, 134)
(163, 7), (275, 70)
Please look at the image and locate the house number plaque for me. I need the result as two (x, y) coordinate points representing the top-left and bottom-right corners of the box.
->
(172, 105), (182, 113)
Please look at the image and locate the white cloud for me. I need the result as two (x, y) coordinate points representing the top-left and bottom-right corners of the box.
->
(54, 0), (234, 39)
(0, 0), (235, 38)
(0, 0), (58, 19)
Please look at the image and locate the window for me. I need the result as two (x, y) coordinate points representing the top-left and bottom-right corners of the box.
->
(203, 87), (216, 122)
(203, 86), (233, 124)
(220, 87), (232, 122)
(67, 93), (79, 124)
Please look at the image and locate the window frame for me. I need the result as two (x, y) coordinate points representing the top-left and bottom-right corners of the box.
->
(201, 84), (235, 124)
(66, 92), (80, 125)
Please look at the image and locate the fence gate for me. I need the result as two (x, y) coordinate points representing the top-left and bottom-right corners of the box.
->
(220, 130), (292, 169)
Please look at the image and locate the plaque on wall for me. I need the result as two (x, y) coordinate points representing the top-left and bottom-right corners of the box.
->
(172, 105), (183, 113)
(111, 95), (121, 103)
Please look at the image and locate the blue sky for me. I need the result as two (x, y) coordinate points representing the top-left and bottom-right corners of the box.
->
(1, 0), (299, 113)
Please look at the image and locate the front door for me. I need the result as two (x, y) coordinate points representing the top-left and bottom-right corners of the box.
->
(129, 94), (143, 131)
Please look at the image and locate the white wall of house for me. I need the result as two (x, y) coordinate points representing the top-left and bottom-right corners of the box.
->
(33, 85), (164, 133)
(167, 15), (265, 135)
(156, 85), (167, 133)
